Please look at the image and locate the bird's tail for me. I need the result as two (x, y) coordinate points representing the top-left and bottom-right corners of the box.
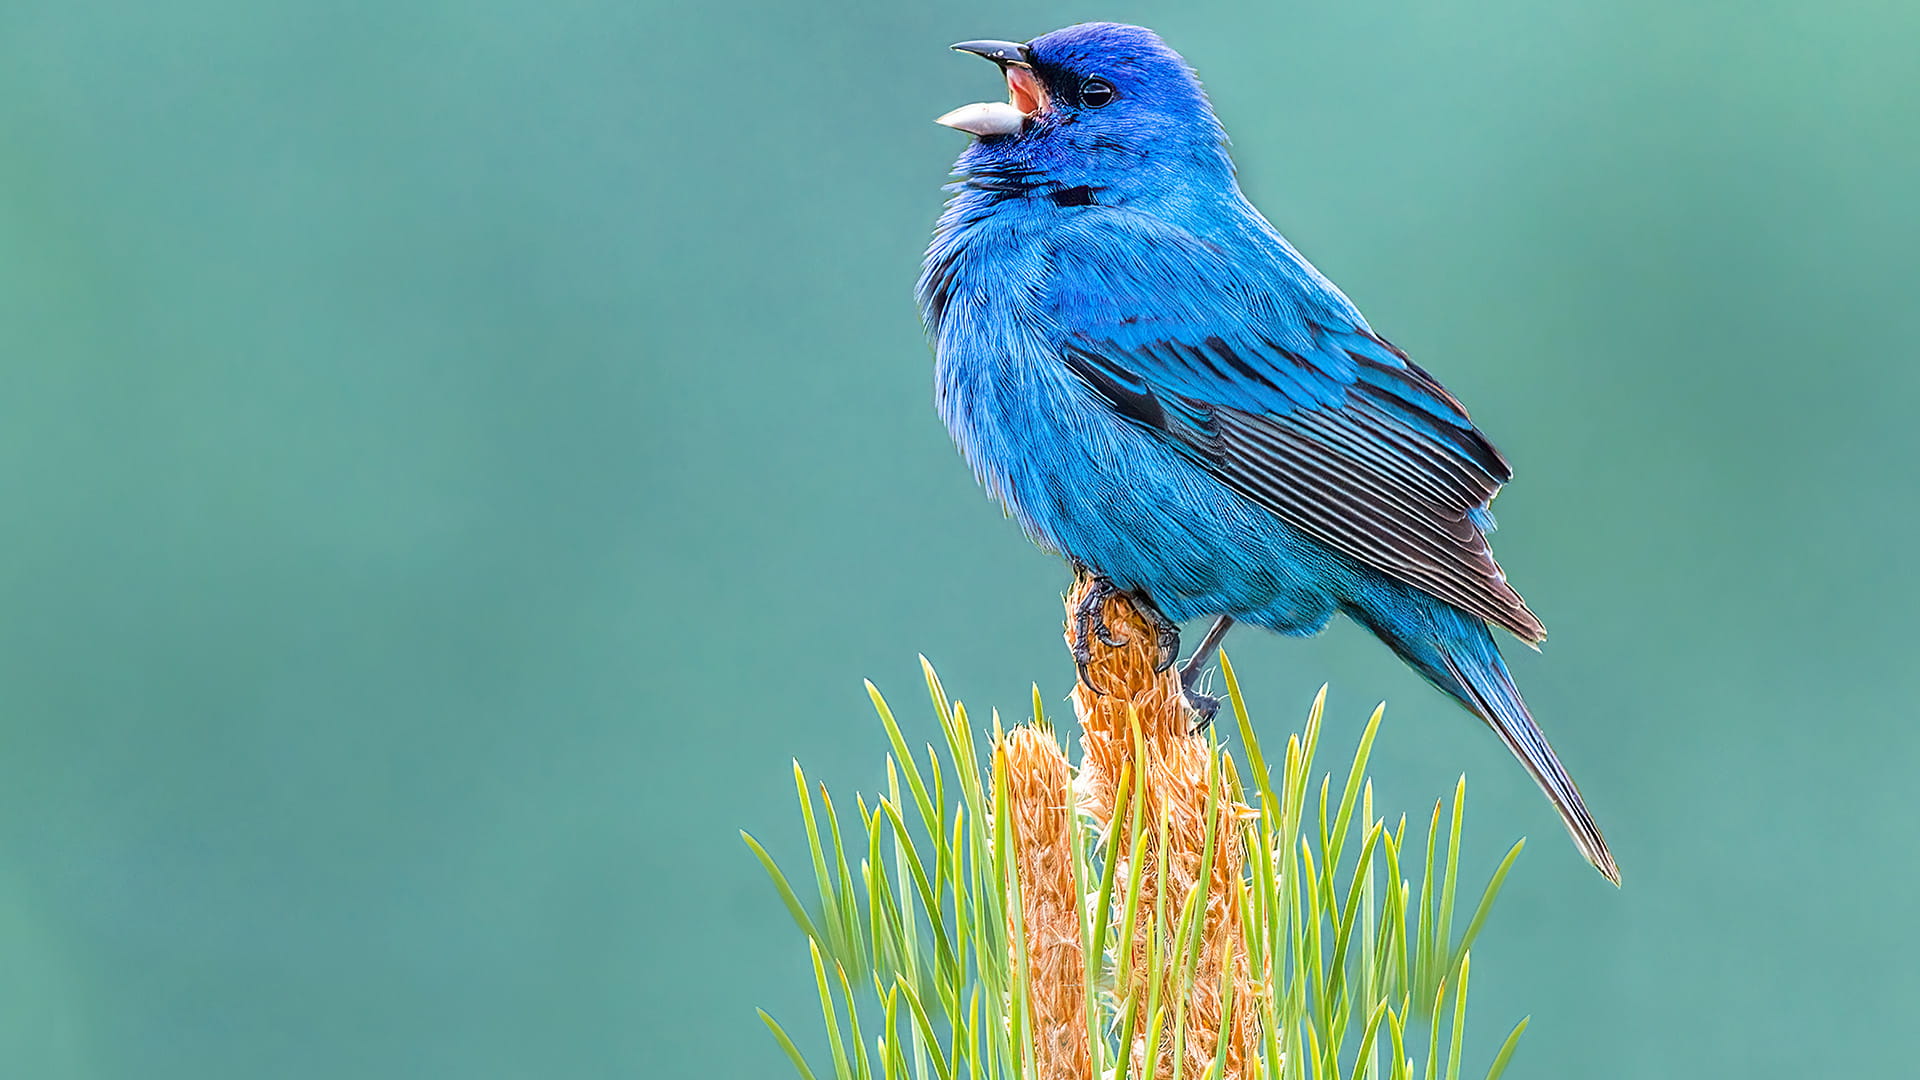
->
(1347, 598), (1620, 885)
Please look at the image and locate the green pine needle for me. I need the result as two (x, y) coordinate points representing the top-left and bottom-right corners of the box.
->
(749, 661), (1529, 1079)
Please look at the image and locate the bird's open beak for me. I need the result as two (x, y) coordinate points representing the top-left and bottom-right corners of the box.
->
(935, 39), (1050, 138)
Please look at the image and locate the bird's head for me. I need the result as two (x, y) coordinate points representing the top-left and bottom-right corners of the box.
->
(936, 23), (1231, 199)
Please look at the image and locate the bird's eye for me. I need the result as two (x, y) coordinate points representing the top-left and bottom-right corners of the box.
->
(1079, 78), (1116, 109)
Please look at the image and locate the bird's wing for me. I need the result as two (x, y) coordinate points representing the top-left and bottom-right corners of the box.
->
(1044, 211), (1544, 641)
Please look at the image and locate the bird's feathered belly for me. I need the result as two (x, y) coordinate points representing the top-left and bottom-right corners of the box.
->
(931, 305), (1340, 629)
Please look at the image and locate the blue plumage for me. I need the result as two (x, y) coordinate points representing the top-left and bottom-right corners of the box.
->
(919, 23), (1616, 882)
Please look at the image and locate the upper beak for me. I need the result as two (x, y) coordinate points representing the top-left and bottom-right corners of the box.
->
(935, 38), (1049, 139)
(949, 40), (1030, 65)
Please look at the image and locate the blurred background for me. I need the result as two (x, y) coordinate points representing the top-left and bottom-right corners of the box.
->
(2, 0), (1916, 1076)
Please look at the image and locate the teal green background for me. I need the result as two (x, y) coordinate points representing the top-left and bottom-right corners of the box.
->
(3, 1), (1916, 1076)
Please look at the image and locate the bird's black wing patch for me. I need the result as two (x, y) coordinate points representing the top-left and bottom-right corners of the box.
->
(1063, 345), (1224, 465)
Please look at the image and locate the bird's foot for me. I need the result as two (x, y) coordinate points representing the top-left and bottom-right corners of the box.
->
(1138, 596), (1181, 674)
(1183, 687), (1222, 734)
(1071, 575), (1126, 685)
(1071, 575), (1182, 684)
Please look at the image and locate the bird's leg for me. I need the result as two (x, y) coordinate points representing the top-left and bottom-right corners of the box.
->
(1180, 615), (1234, 688)
(1179, 615), (1235, 733)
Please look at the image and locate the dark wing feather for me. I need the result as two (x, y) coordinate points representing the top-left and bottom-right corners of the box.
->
(1046, 213), (1545, 642)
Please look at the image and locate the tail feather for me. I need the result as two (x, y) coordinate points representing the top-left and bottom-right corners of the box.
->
(1344, 596), (1619, 884)
(1434, 646), (1620, 885)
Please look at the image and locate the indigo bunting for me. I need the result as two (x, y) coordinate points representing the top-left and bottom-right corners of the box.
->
(918, 23), (1617, 882)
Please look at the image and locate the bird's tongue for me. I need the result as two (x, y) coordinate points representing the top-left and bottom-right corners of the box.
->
(1005, 65), (1045, 115)
(935, 64), (1049, 138)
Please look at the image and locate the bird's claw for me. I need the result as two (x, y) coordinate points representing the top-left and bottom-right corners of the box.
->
(1122, 590), (1180, 673)
(1152, 619), (1180, 673)
(1071, 576), (1121, 687)
(1071, 637), (1095, 687)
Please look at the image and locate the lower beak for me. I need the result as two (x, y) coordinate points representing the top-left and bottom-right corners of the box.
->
(936, 39), (1050, 139)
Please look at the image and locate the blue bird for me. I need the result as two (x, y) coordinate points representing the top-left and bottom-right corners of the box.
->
(918, 23), (1617, 882)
